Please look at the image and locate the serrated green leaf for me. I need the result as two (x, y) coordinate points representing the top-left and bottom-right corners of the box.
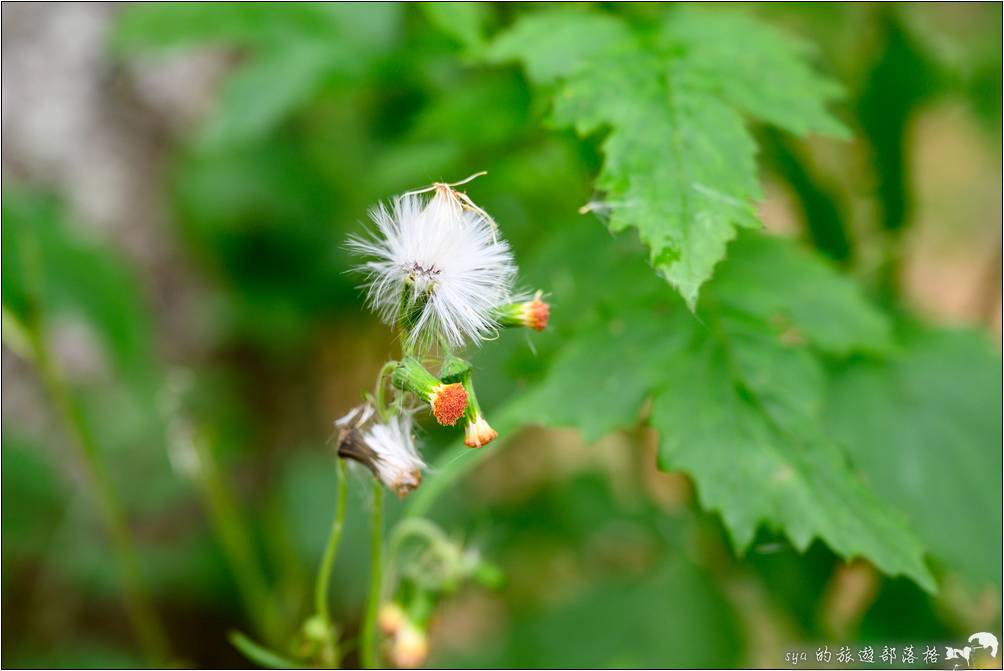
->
(660, 10), (849, 138)
(512, 232), (933, 590)
(649, 319), (932, 591)
(553, 46), (762, 309)
(484, 10), (631, 83)
(486, 9), (846, 307)
(826, 325), (1003, 588)
(710, 232), (892, 355)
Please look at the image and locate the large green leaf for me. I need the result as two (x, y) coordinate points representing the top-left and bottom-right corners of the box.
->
(486, 9), (846, 308)
(826, 324), (1003, 589)
(511, 232), (934, 591)
(659, 10), (848, 137)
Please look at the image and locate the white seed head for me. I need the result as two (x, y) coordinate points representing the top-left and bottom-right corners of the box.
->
(336, 404), (425, 498)
(348, 185), (517, 350)
(363, 413), (425, 497)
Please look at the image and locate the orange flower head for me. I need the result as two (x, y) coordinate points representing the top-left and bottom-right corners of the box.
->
(430, 382), (468, 426)
(464, 414), (498, 448)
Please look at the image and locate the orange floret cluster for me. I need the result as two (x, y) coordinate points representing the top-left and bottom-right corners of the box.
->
(430, 383), (468, 426)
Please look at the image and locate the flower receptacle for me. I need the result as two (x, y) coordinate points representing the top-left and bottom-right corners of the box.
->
(496, 291), (550, 331)
(393, 357), (468, 426)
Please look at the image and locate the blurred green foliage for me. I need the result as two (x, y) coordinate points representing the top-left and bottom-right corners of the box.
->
(3, 2), (1001, 668)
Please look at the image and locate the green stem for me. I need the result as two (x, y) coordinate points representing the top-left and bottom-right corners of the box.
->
(27, 324), (171, 664)
(361, 481), (385, 668)
(374, 361), (397, 420)
(389, 517), (454, 561)
(229, 630), (305, 669)
(314, 458), (348, 623)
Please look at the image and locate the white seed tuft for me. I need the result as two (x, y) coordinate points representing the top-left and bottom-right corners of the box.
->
(348, 184), (516, 350)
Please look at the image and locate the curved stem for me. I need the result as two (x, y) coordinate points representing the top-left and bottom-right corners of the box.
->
(361, 481), (385, 668)
(374, 361), (397, 421)
(389, 517), (454, 561)
(314, 458), (348, 623)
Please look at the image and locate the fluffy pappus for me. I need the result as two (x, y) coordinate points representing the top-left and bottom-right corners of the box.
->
(347, 183), (517, 350)
(336, 405), (425, 498)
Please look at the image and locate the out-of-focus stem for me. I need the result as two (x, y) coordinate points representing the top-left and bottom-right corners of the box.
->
(361, 481), (385, 668)
(191, 432), (282, 644)
(27, 323), (171, 664)
(314, 458), (348, 623)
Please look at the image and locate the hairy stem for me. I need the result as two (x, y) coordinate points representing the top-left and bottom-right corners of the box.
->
(361, 481), (385, 668)
(314, 458), (348, 623)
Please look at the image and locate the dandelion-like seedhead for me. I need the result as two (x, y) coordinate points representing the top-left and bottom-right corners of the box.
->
(348, 184), (517, 351)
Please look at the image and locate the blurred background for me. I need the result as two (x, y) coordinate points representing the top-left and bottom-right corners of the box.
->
(2, 3), (1001, 668)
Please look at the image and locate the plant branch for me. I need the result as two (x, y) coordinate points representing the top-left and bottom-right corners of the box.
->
(360, 481), (385, 668)
(314, 458), (348, 623)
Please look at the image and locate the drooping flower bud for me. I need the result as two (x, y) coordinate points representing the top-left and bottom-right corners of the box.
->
(439, 354), (497, 449)
(392, 357), (468, 426)
(389, 620), (428, 669)
(335, 404), (425, 498)
(495, 291), (549, 331)
(378, 602), (406, 637)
